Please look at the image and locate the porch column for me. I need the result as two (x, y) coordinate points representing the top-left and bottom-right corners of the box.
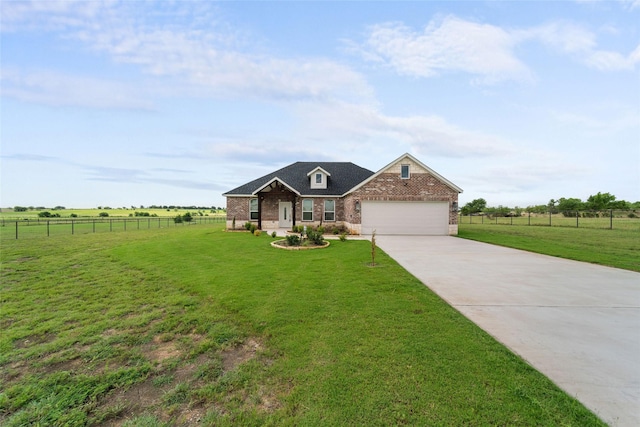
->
(257, 195), (262, 230)
(291, 194), (297, 227)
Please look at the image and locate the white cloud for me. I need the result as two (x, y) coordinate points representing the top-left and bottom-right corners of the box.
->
(0, 0), (114, 32)
(518, 21), (640, 71)
(355, 16), (639, 82)
(551, 108), (640, 134)
(0, 68), (154, 110)
(1, 1), (373, 107)
(357, 17), (533, 84)
(294, 101), (515, 158)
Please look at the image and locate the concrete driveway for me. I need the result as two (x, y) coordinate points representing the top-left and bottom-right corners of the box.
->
(375, 235), (640, 427)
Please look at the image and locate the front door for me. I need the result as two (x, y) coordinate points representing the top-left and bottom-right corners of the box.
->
(279, 202), (292, 228)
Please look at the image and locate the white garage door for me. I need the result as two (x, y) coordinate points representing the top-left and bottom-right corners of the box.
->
(361, 201), (449, 235)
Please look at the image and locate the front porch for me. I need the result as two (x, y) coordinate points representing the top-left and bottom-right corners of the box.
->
(253, 180), (299, 231)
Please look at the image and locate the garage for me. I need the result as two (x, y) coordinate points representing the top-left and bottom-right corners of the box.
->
(361, 201), (449, 235)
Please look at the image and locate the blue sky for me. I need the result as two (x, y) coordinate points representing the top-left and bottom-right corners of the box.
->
(1, 1), (639, 209)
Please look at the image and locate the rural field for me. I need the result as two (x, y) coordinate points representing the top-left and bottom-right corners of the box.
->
(0, 224), (606, 426)
(458, 222), (640, 272)
(0, 208), (221, 220)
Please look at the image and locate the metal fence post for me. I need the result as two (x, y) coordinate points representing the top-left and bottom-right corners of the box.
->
(528, 211), (531, 226)
(576, 211), (579, 228)
(72, 220), (74, 235)
(15, 221), (18, 239)
(549, 210), (552, 226)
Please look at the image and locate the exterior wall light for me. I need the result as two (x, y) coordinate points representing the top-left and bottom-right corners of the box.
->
(355, 201), (361, 212)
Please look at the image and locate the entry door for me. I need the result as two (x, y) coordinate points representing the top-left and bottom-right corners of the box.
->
(279, 202), (292, 228)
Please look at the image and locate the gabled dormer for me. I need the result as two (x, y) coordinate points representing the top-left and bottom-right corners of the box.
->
(307, 166), (331, 190)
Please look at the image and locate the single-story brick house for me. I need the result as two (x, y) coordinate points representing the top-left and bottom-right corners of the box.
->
(224, 153), (463, 235)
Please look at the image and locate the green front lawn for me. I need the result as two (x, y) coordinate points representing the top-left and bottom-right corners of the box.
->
(0, 226), (605, 425)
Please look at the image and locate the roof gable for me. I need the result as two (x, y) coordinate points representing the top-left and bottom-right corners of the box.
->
(347, 153), (463, 194)
(306, 166), (331, 177)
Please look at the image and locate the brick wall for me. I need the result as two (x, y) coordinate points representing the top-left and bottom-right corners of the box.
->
(226, 166), (460, 232)
(350, 172), (459, 226)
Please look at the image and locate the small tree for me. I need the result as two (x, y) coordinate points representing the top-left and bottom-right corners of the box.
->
(99, 212), (109, 217)
(460, 198), (486, 215)
(183, 212), (193, 222)
(370, 230), (377, 266)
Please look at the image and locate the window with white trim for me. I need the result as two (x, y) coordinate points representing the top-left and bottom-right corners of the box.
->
(401, 164), (410, 179)
(302, 199), (313, 221)
(324, 199), (335, 221)
(315, 173), (322, 184)
(249, 198), (259, 220)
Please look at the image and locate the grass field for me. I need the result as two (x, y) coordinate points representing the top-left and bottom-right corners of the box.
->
(460, 213), (640, 231)
(0, 208), (222, 220)
(458, 222), (640, 272)
(0, 225), (605, 425)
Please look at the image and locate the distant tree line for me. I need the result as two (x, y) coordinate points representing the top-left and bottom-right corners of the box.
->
(10, 205), (226, 212)
(460, 192), (640, 217)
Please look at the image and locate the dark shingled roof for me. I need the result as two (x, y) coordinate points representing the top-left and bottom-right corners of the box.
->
(223, 162), (375, 196)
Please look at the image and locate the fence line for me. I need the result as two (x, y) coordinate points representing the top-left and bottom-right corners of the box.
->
(3, 216), (226, 239)
(460, 209), (639, 230)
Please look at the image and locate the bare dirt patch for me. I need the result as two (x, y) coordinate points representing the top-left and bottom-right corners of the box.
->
(143, 335), (181, 364)
(92, 335), (278, 425)
(13, 332), (56, 349)
(222, 338), (262, 372)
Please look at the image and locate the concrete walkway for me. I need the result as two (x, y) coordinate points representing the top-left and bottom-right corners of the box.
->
(376, 236), (640, 427)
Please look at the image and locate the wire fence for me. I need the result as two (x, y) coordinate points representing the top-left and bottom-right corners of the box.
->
(460, 209), (640, 231)
(2, 215), (226, 240)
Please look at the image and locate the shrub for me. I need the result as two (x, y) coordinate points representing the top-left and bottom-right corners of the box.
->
(306, 228), (324, 245)
(244, 222), (252, 231)
(249, 223), (258, 234)
(339, 232), (347, 242)
(183, 212), (193, 222)
(317, 226), (325, 234)
(271, 231), (277, 238)
(285, 235), (301, 246)
(38, 211), (52, 218)
(254, 230), (261, 237)
(232, 216), (236, 230)
(174, 215), (183, 223)
(70, 213), (78, 218)
(99, 212), (109, 217)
